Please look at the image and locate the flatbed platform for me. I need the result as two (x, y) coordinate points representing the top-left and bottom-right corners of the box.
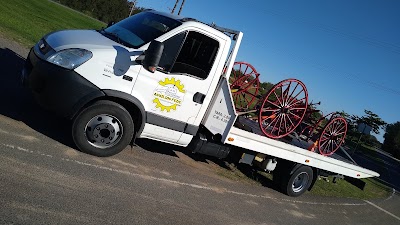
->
(227, 116), (378, 179)
(234, 116), (356, 165)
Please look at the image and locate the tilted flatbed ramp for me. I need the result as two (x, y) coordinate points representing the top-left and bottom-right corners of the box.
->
(204, 77), (379, 179)
(226, 126), (379, 179)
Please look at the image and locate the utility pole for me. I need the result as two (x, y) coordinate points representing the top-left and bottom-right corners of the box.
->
(178, 0), (186, 15)
(171, 0), (179, 14)
(129, 0), (137, 17)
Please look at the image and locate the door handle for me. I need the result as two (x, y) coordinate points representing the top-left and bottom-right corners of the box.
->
(193, 92), (205, 104)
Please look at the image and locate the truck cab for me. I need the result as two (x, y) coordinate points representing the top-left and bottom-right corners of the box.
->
(22, 10), (237, 156)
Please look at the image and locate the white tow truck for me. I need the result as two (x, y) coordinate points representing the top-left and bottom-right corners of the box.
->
(22, 10), (379, 196)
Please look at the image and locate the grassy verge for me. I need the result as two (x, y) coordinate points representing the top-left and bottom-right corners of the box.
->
(345, 140), (389, 167)
(214, 161), (392, 199)
(310, 177), (391, 199)
(0, 0), (104, 48)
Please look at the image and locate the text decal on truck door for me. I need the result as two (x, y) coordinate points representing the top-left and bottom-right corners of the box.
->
(153, 78), (186, 112)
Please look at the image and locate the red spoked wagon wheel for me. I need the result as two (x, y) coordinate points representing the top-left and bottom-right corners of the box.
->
(317, 117), (347, 156)
(258, 79), (308, 139)
(229, 62), (260, 111)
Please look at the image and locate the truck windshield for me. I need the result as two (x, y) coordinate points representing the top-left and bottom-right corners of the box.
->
(102, 11), (182, 48)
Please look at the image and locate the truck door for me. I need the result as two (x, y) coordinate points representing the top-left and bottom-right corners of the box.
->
(133, 29), (224, 143)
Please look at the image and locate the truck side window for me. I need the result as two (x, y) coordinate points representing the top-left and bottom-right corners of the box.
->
(171, 32), (219, 79)
(158, 32), (187, 72)
(159, 31), (219, 79)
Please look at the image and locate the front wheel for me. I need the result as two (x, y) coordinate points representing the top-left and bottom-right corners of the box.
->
(282, 166), (314, 197)
(72, 100), (134, 157)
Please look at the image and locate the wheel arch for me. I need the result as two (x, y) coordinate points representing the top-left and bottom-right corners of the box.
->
(102, 90), (146, 138)
(71, 89), (146, 138)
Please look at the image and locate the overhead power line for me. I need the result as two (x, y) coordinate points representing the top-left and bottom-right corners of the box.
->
(273, 49), (400, 96)
(263, 8), (400, 55)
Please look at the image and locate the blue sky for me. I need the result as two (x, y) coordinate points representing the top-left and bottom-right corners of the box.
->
(136, 0), (400, 142)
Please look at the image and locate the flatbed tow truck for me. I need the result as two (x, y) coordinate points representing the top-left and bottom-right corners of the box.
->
(22, 10), (379, 197)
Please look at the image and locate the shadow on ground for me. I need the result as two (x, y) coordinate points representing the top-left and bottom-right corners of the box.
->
(135, 138), (281, 192)
(0, 48), (75, 148)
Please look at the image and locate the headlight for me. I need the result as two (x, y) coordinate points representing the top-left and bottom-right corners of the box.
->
(47, 49), (92, 69)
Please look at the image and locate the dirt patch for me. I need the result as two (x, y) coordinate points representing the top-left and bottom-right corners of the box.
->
(174, 151), (260, 186)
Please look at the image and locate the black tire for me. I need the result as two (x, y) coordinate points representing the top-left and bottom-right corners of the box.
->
(72, 100), (134, 157)
(282, 166), (313, 197)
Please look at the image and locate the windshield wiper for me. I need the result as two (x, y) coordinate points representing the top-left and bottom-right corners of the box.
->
(99, 29), (134, 48)
(100, 29), (121, 43)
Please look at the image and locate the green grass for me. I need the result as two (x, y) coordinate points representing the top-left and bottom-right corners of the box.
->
(0, 0), (105, 48)
(311, 177), (391, 199)
(345, 141), (388, 167)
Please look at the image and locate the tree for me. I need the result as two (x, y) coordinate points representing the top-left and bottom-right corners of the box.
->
(128, 0), (148, 16)
(308, 102), (323, 122)
(382, 122), (400, 158)
(351, 110), (387, 135)
(341, 110), (386, 147)
(340, 110), (359, 141)
(259, 81), (274, 96)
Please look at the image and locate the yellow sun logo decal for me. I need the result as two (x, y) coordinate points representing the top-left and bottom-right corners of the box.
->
(153, 78), (186, 112)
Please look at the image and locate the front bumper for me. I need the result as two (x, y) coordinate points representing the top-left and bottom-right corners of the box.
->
(22, 48), (104, 118)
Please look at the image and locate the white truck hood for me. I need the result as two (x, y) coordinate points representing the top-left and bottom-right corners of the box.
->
(45, 30), (121, 51)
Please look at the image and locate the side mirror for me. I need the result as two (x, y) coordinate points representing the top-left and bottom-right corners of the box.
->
(143, 40), (164, 73)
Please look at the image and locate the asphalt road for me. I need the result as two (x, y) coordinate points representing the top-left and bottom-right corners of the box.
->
(352, 150), (400, 191)
(1, 35), (400, 225)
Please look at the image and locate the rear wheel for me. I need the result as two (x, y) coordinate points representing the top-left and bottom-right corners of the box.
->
(282, 166), (313, 197)
(72, 100), (134, 157)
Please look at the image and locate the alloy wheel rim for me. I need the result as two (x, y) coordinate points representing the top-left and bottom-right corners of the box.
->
(84, 114), (123, 149)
